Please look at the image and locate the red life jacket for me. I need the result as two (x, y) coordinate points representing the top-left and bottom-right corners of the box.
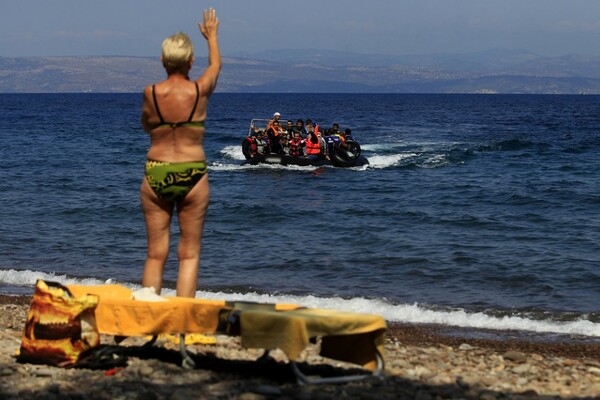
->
(289, 138), (306, 157)
(242, 136), (258, 159)
(245, 136), (257, 154)
(252, 137), (259, 153)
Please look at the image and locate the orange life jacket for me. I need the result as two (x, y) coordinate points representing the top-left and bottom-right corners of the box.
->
(305, 131), (321, 155)
(267, 123), (283, 138)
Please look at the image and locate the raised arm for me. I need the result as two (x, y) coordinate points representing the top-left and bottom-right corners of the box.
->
(196, 7), (221, 96)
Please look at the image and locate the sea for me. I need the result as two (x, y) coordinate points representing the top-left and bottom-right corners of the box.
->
(1, 93), (599, 341)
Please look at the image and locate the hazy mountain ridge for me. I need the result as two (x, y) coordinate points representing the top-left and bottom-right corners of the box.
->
(2, 49), (600, 93)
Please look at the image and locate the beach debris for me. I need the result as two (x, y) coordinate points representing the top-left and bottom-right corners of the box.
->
(503, 350), (527, 363)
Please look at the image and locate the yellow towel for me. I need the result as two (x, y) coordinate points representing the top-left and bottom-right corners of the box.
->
(155, 333), (217, 345)
(239, 308), (386, 370)
(67, 284), (386, 370)
(68, 285), (226, 336)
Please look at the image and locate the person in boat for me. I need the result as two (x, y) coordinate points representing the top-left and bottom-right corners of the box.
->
(285, 120), (295, 136)
(305, 119), (324, 160)
(295, 119), (307, 138)
(272, 112), (281, 126)
(242, 130), (269, 158)
(289, 131), (306, 157)
(343, 128), (353, 141)
(335, 127), (356, 150)
(242, 129), (270, 159)
(280, 134), (290, 155)
(320, 129), (329, 158)
(324, 128), (344, 155)
(140, 7), (221, 298)
(255, 130), (269, 155)
(242, 132), (258, 158)
(326, 123), (341, 137)
(266, 119), (284, 154)
(305, 119), (315, 135)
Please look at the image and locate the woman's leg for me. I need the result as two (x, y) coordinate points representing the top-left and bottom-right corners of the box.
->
(140, 178), (174, 294)
(176, 174), (210, 297)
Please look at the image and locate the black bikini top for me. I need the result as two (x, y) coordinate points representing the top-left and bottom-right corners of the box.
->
(151, 82), (205, 128)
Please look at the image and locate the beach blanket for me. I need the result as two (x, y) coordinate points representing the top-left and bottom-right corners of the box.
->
(67, 284), (386, 371)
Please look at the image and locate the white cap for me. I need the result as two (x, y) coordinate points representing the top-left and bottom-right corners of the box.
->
(274, 112), (281, 117)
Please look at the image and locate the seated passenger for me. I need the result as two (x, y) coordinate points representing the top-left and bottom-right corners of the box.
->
(319, 130), (328, 159)
(280, 135), (290, 155)
(289, 131), (306, 157)
(305, 119), (315, 135)
(343, 128), (353, 141)
(285, 120), (295, 135)
(325, 125), (353, 154)
(295, 119), (307, 137)
(338, 128), (355, 149)
(255, 130), (269, 155)
(326, 123), (341, 137)
(324, 132), (342, 155)
(242, 132), (258, 159)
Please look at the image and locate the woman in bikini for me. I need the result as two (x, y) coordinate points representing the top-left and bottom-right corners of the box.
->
(140, 7), (221, 298)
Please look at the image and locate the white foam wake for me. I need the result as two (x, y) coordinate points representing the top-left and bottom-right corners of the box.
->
(367, 153), (418, 169)
(195, 291), (600, 338)
(0, 268), (116, 287)
(219, 145), (246, 161)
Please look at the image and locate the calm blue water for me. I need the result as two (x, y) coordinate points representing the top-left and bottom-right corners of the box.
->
(1, 93), (599, 337)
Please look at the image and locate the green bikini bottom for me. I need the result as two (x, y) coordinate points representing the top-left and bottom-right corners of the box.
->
(145, 160), (208, 201)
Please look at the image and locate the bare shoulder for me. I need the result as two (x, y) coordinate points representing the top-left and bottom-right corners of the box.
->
(142, 84), (154, 99)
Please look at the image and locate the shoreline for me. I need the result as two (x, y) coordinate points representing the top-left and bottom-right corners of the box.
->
(2, 293), (599, 354)
(2, 294), (600, 398)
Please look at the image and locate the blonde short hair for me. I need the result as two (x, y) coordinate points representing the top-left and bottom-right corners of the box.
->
(161, 32), (194, 73)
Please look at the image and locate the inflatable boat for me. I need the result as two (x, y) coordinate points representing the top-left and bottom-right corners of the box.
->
(242, 118), (369, 168)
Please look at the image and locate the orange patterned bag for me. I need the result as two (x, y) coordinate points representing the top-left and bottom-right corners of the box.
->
(18, 280), (100, 367)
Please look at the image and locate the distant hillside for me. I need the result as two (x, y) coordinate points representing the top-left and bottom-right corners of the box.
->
(234, 48), (600, 77)
(0, 56), (163, 93)
(2, 49), (600, 93)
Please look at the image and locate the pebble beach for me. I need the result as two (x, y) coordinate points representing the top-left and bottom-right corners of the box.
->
(1, 295), (600, 399)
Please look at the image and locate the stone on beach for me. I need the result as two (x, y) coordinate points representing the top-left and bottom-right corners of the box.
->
(1, 297), (600, 399)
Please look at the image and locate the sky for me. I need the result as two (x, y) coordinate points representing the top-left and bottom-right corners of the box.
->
(2, 0), (600, 58)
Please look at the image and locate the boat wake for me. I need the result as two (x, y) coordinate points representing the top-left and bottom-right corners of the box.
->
(215, 140), (473, 171)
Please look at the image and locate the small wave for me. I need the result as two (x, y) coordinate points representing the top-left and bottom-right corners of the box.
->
(421, 154), (452, 168)
(361, 142), (407, 152)
(195, 291), (600, 338)
(209, 162), (250, 171)
(477, 139), (548, 153)
(360, 143), (388, 152)
(2, 268), (599, 338)
(367, 153), (419, 169)
(210, 162), (317, 172)
(219, 145), (246, 161)
(0, 268), (118, 288)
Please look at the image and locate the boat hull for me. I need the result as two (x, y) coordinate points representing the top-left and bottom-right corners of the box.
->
(242, 154), (369, 167)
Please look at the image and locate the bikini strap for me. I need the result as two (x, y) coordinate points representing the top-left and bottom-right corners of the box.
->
(187, 82), (200, 122)
(151, 85), (165, 124)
